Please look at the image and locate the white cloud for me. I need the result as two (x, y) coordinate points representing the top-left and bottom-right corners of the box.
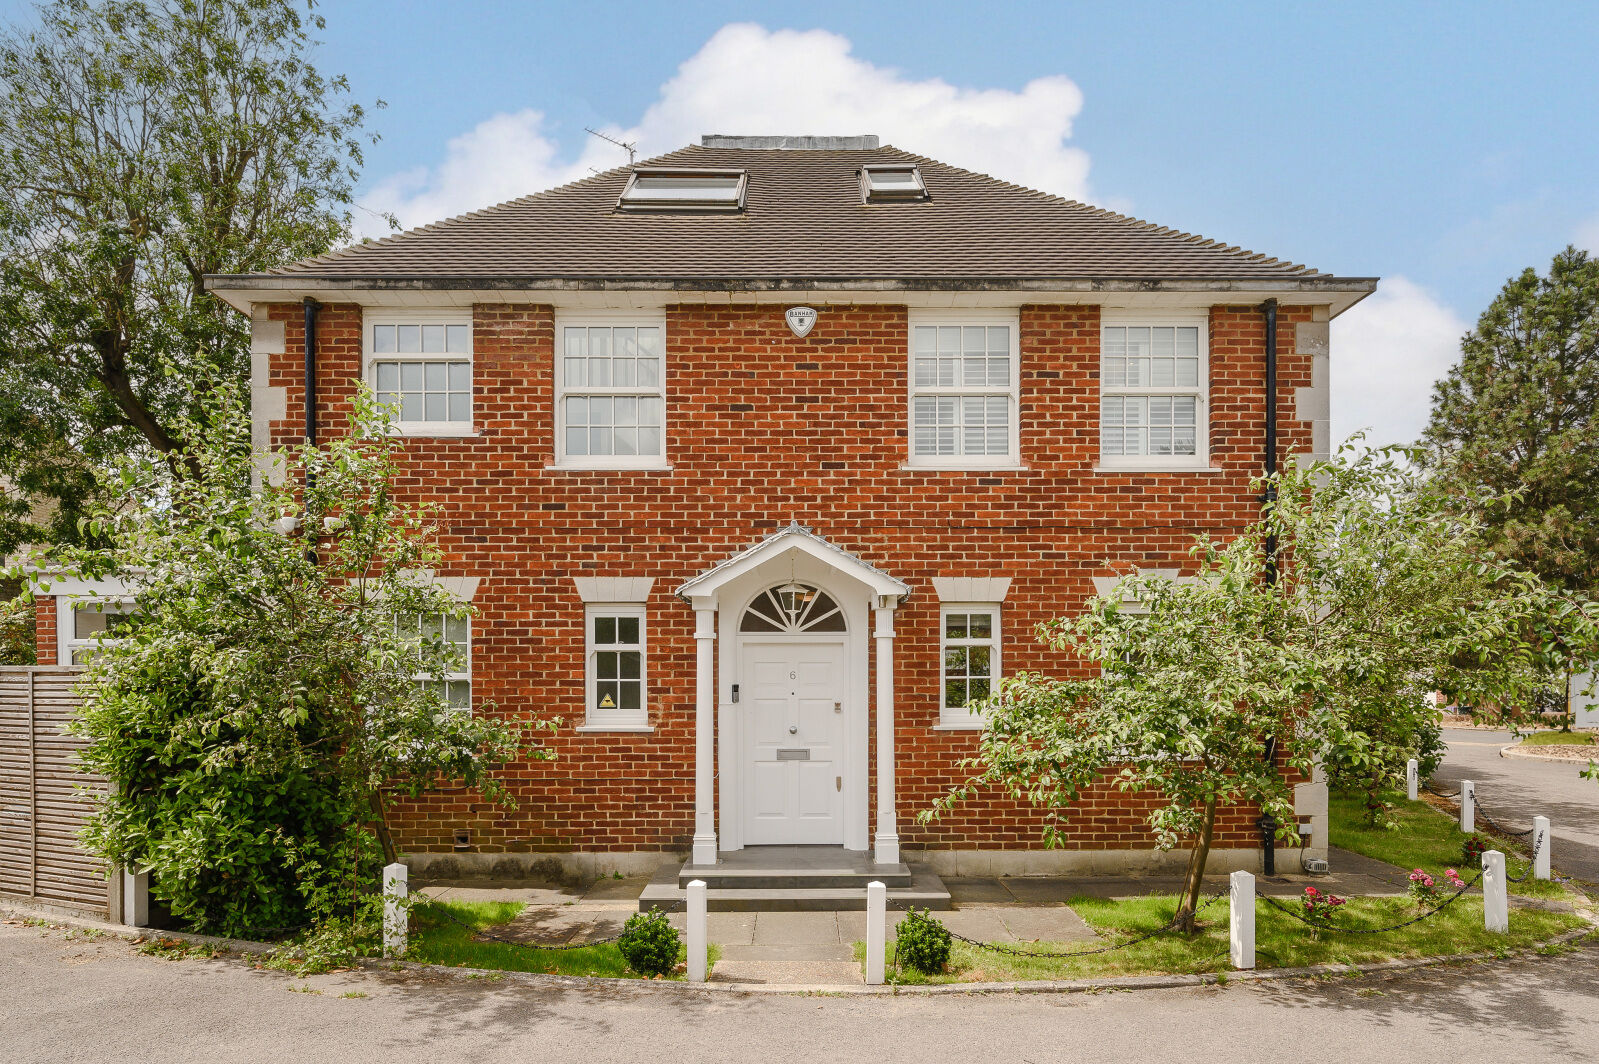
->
(1329, 276), (1467, 450)
(361, 23), (1090, 234)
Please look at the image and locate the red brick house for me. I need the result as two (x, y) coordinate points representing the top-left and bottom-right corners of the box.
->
(38, 135), (1374, 896)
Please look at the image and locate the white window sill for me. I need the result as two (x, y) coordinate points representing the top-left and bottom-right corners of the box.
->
(574, 723), (655, 734)
(547, 461), (673, 472)
(932, 722), (987, 732)
(1094, 462), (1219, 474)
(391, 424), (478, 438)
(902, 461), (1027, 473)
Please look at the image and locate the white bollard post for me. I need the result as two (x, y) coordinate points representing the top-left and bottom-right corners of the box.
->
(1459, 780), (1475, 833)
(121, 868), (150, 928)
(686, 879), (707, 983)
(1482, 850), (1508, 934)
(383, 862), (408, 958)
(1229, 870), (1255, 971)
(1533, 816), (1551, 881)
(1406, 759), (1418, 802)
(865, 881), (886, 986)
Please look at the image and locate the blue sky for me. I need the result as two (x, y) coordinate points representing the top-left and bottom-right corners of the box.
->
(8, 0), (1598, 445)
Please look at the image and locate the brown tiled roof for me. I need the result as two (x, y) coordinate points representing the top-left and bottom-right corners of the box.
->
(268, 145), (1338, 282)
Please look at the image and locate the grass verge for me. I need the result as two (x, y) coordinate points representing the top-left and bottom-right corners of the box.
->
(1328, 789), (1569, 900)
(1518, 732), (1595, 747)
(407, 900), (718, 980)
(855, 894), (1584, 985)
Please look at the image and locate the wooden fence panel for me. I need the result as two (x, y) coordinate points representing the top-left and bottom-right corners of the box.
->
(0, 668), (110, 916)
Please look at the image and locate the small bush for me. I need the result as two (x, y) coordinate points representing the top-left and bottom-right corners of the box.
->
(618, 908), (680, 977)
(1461, 833), (1489, 866)
(895, 908), (952, 974)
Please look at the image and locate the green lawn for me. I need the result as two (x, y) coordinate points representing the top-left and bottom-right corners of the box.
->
(407, 900), (718, 979)
(856, 893), (1586, 985)
(1328, 789), (1568, 900)
(1519, 732), (1596, 747)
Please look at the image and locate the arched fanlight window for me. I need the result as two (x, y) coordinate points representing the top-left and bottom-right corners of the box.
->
(739, 582), (847, 633)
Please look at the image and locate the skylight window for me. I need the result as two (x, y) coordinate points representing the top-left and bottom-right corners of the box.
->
(618, 168), (747, 212)
(861, 164), (928, 203)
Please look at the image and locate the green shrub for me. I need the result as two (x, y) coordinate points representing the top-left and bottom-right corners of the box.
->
(618, 909), (680, 977)
(895, 908), (952, 974)
(1461, 832), (1490, 866)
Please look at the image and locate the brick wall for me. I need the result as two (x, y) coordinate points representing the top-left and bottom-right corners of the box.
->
(256, 299), (1316, 855)
(34, 597), (56, 666)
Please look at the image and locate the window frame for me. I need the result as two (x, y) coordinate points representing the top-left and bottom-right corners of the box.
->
(617, 168), (747, 212)
(937, 603), (1001, 729)
(553, 312), (670, 470)
(57, 596), (138, 666)
(1097, 309), (1211, 472)
(905, 311), (1022, 470)
(582, 603), (650, 730)
(396, 609), (473, 713)
(363, 308), (475, 438)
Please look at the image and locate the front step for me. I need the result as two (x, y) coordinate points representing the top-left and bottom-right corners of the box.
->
(640, 863), (951, 912)
(676, 863), (913, 891)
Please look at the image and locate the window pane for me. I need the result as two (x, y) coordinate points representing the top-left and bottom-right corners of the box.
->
(425, 393), (446, 421)
(446, 324), (469, 353)
(636, 327), (662, 358)
(619, 679), (641, 710)
(589, 356), (611, 387)
(397, 325), (421, 353)
(400, 392), (421, 420)
(639, 397), (663, 427)
(400, 363), (423, 390)
(946, 613), (968, 639)
(914, 326), (937, 355)
(987, 326), (1008, 356)
(589, 328), (610, 359)
(617, 616), (640, 644)
(422, 325), (445, 353)
(638, 425), (662, 455)
(424, 362), (446, 391)
(944, 647), (967, 674)
(566, 397), (587, 426)
(614, 426), (637, 455)
(944, 679), (967, 708)
(969, 612), (992, 638)
(597, 652), (618, 680)
(915, 358), (938, 387)
(619, 651), (641, 679)
(589, 426), (613, 455)
(376, 362), (398, 390)
(372, 325), (396, 353)
(969, 678), (990, 702)
(566, 426), (587, 455)
(596, 680), (619, 709)
(565, 328), (586, 358)
(448, 362), (471, 391)
(595, 616), (616, 643)
(969, 645), (991, 676)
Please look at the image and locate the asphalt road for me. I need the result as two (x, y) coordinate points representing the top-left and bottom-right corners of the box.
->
(1435, 728), (1599, 885)
(3, 921), (1598, 1063)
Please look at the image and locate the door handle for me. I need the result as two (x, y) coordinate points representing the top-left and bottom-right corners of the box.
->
(788, 725), (798, 734)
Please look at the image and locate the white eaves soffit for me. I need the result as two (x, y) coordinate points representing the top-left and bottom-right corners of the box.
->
(204, 280), (1376, 318)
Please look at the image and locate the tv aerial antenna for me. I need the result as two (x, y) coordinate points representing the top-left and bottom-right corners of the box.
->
(584, 127), (637, 169)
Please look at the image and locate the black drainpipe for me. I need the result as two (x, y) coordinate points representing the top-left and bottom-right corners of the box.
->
(303, 297), (321, 487)
(1258, 297), (1279, 875)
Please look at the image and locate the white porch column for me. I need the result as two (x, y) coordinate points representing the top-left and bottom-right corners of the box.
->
(692, 606), (718, 866)
(873, 600), (900, 866)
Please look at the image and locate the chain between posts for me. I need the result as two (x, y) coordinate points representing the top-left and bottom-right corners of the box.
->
(1505, 829), (1545, 884)
(427, 899), (682, 951)
(1422, 779), (1461, 799)
(1258, 869), (1485, 935)
(895, 890), (1230, 972)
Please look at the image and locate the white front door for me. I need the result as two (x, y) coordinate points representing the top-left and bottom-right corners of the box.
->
(741, 640), (846, 845)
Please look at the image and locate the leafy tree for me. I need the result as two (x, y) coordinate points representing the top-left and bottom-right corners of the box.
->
(0, 0), (375, 555)
(34, 385), (541, 936)
(0, 588), (35, 665)
(928, 449), (1595, 930)
(1422, 246), (1599, 594)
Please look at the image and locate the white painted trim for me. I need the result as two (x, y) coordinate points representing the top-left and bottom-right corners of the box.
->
(553, 311), (669, 470)
(931, 576), (1012, 603)
(362, 308), (474, 437)
(56, 593), (137, 666)
(396, 571), (482, 602)
(679, 525), (909, 603)
(574, 724), (657, 734)
(715, 556), (873, 854)
(572, 576), (655, 604)
(1097, 311), (1210, 468)
(905, 310), (1021, 469)
(583, 603), (649, 729)
(938, 603), (1001, 729)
